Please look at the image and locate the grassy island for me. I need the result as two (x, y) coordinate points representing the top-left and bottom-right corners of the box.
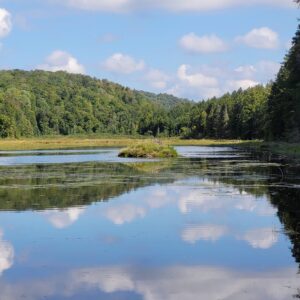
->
(118, 141), (178, 158)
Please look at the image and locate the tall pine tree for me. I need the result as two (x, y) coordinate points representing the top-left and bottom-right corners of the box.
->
(267, 19), (300, 141)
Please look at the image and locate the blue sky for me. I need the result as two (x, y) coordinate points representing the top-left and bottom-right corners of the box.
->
(0, 0), (299, 100)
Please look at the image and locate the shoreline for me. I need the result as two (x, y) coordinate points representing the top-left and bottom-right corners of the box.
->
(0, 136), (255, 151)
(0, 136), (298, 160)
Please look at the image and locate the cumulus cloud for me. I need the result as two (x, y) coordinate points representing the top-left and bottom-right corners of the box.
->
(63, 0), (294, 12)
(105, 204), (146, 225)
(180, 33), (228, 53)
(177, 64), (218, 88)
(234, 60), (280, 83)
(37, 50), (85, 74)
(234, 65), (257, 78)
(182, 224), (228, 243)
(0, 8), (12, 38)
(240, 227), (278, 249)
(226, 79), (259, 90)
(236, 27), (279, 49)
(145, 68), (170, 89)
(103, 53), (145, 74)
(164, 58), (280, 100)
(41, 207), (85, 229)
(0, 229), (14, 276)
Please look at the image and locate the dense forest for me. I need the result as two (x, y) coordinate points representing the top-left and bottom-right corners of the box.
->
(0, 11), (298, 141)
(0, 69), (271, 139)
(0, 70), (187, 138)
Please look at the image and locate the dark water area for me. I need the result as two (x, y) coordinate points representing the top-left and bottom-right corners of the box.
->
(0, 146), (299, 299)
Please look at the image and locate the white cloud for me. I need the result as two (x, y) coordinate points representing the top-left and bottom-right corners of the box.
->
(105, 204), (146, 225)
(234, 61), (280, 80)
(0, 229), (14, 276)
(145, 69), (170, 89)
(37, 50), (85, 74)
(180, 33), (228, 53)
(166, 59), (280, 100)
(41, 207), (85, 229)
(103, 53), (145, 74)
(159, 0), (294, 12)
(256, 60), (280, 80)
(226, 79), (259, 90)
(234, 60), (280, 84)
(167, 59), (281, 99)
(182, 224), (228, 243)
(240, 227), (278, 249)
(63, 0), (294, 12)
(0, 8), (12, 38)
(236, 27), (279, 49)
(234, 65), (257, 78)
(177, 64), (218, 88)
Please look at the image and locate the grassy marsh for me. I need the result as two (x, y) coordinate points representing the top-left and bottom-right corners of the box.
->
(118, 142), (178, 158)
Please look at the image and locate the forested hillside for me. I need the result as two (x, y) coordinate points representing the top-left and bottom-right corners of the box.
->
(0, 69), (271, 139)
(0, 70), (188, 138)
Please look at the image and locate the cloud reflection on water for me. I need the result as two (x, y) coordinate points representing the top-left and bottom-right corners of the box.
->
(41, 207), (86, 229)
(0, 264), (299, 300)
(0, 229), (14, 276)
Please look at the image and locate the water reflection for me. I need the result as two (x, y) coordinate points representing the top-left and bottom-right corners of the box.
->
(0, 146), (299, 299)
(0, 265), (299, 300)
(0, 229), (14, 276)
(239, 227), (278, 249)
(105, 204), (146, 225)
(41, 207), (86, 229)
(181, 224), (229, 243)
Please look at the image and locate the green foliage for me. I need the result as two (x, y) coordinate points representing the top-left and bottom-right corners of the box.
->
(0, 69), (271, 140)
(178, 85), (270, 140)
(267, 22), (300, 142)
(118, 141), (178, 158)
(0, 115), (15, 138)
(0, 70), (188, 138)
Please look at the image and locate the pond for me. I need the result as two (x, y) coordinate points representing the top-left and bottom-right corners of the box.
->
(0, 146), (299, 299)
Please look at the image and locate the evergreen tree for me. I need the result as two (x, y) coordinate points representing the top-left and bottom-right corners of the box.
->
(267, 21), (300, 141)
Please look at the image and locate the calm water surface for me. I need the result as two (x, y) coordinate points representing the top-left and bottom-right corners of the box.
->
(0, 146), (299, 299)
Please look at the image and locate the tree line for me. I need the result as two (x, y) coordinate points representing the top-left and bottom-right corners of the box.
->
(0, 69), (271, 140)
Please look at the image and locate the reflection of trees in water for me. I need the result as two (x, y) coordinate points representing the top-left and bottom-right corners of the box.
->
(0, 157), (272, 211)
(0, 157), (291, 211)
(1, 157), (300, 271)
(0, 162), (173, 211)
(208, 160), (300, 271)
(268, 186), (300, 267)
(172, 158), (300, 271)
